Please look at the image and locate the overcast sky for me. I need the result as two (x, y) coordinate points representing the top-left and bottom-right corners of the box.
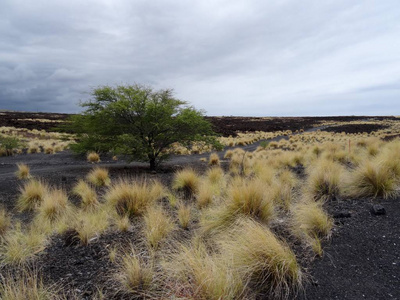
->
(1, 0), (399, 116)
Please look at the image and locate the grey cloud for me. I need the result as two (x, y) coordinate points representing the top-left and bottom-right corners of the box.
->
(0, 0), (399, 115)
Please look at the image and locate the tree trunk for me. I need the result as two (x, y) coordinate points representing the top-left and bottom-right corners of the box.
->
(149, 157), (156, 171)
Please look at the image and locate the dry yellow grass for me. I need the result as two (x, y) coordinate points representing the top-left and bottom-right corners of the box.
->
(0, 208), (11, 236)
(291, 200), (333, 240)
(208, 152), (220, 166)
(118, 247), (153, 294)
(15, 163), (31, 180)
(218, 218), (302, 298)
(143, 206), (175, 250)
(172, 168), (200, 198)
(37, 188), (70, 222)
(0, 222), (47, 265)
(177, 202), (192, 229)
(86, 167), (110, 187)
(306, 159), (344, 201)
(87, 151), (100, 163)
(105, 179), (164, 217)
(74, 209), (110, 245)
(346, 161), (398, 199)
(0, 268), (62, 300)
(166, 241), (245, 300)
(17, 179), (49, 212)
(72, 180), (99, 211)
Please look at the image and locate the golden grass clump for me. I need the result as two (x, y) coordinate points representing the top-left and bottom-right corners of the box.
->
(205, 166), (225, 185)
(177, 202), (192, 229)
(306, 159), (344, 201)
(17, 179), (49, 212)
(118, 248), (153, 294)
(166, 242), (245, 300)
(15, 163), (31, 180)
(143, 206), (175, 249)
(0, 269), (61, 300)
(218, 218), (302, 298)
(105, 179), (164, 217)
(228, 178), (275, 222)
(291, 200), (333, 240)
(0, 208), (11, 236)
(72, 180), (99, 211)
(86, 167), (111, 187)
(74, 209), (110, 245)
(224, 149), (234, 159)
(87, 151), (100, 163)
(196, 183), (215, 209)
(346, 161), (398, 199)
(208, 153), (220, 166)
(37, 188), (70, 223)
(291, 200), (333, 257)
(172, 168), (200, 198)
(0, 222), (47, 265)
(200, 179), (275, 235)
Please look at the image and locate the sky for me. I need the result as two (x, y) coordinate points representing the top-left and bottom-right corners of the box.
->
(0, 0), (399, 116)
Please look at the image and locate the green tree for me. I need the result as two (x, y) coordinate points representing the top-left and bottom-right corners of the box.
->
(68, 84), (221, 170)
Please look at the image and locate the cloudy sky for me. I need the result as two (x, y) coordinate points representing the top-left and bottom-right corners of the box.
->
(1, 0), (399, 116)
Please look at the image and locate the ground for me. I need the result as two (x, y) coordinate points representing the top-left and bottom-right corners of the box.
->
(0, 113), (399, 299)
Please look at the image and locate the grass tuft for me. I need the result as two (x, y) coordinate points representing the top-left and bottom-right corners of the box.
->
(72, 180), (99, 211)
(87, 167), (111, 187)
(105, 179), (164, 217)
(218, 218), (303, 298)
(143, 206), (175, 250)
(87, 151), (100, 163)
(172, 168), (200, 198)
(208, 153), (220, 166)
(346, 161), (398, 199)
(15, 163), (31, 180)
(17, 179), (49, 212)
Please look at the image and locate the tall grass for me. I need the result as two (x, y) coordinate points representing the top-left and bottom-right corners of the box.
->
(86, 167), (110, 187)
(218, 218), (303, 298)
(105, 179), (164, 217)
(172, 168), (200, 198)
(17, 179), (49, 211)
(15, 163), (31, 180)
(143, 206), (175, 250)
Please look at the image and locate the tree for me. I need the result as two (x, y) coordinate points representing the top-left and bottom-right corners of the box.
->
(68, 84), (221, 170)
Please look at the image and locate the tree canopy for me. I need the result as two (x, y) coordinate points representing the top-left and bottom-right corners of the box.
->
(68, 84), (220, 169)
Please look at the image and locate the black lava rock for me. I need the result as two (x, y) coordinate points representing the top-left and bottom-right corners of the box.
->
(333, 211), (352, 218)
(370, 204), (386, 216)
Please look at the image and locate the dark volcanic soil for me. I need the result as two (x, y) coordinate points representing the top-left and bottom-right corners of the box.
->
(322, 123), (390, 134)
(1, 111), (397, 137)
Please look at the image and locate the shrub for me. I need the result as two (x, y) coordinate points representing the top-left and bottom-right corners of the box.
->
(86, 167), (110, 187)
(0, 136), (21, 156)
(143, 206), (175, 249)
(219, 218), (302, 298)
(15, 163), (31, 180)
(172, 169), (200, 198)
(87, 151), (100, 163)
(17, 179), (49, 211)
